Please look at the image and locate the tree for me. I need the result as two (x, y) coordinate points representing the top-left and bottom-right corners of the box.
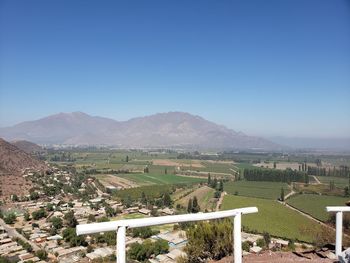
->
(11, 194), (19, 202)
(35, 250), (48, 260)
(211, 177), (218, 189)
(132, 227), (158, 239)
(24, 212), (30, 221)
(29, 191), (39, 200)
(50, 217), (63, 229)
(207, 173), (211, 185)
(280, 188), (285, 201)
(31, 209), (46, 220)
(256, 238), (266, 248)
(46, 203), (54, 212)
(263, 232), (271, 246)
(184, 219), (232, 262)
(128, 239), (168, 262)
(105, 205), (117, 217)
(64, 211), (78, 228)
(219, 180), (224, 192)
(273, 162), (277, 169)
(4, 213), (16, 224)
(192, 196), (200, 213)
(0, 256), (11, 263)
(88, 214), (96, 223)
(187, 198), (193, 213)
(163, 192), (172, 207)
(126, 155), (129, 162)
(141, 192), (147, 204)
(144, 166), (149, 173)
(63, 227), (87, 247)
(164, 168), (167, 174)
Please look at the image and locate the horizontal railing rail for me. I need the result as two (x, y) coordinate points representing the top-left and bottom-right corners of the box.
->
(326, 206), (350, 258)
(77, 207), (258, 263)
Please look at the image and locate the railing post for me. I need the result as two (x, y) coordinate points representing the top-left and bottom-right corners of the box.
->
(117, 226), (126, 263)
(233, 212), (242, 263)
(335, 211), (343, 258)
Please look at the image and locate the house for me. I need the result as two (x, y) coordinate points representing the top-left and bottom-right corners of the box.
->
(155, 231), (187, 247)
(85, 247), (114, 261)
(57, 246), (86, 260)
(125, 206), (139, 214)
(47, 234), (62, 241)
(139, 208), (151, 215)
(159, 208), (174, 215)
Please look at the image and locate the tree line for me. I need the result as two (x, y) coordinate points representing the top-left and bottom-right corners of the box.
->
(243, 168), (309, 183)
(307, 165), (349, 178)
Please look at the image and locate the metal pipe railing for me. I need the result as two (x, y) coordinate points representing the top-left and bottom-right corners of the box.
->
(77, 207), (258, 263)
(326, 206), (350, 258)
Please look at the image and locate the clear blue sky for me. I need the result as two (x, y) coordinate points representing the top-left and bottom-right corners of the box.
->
(0, 0), (349, 137)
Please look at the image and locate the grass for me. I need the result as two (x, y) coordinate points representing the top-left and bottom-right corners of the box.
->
(287, 194), (349, 221)
(316, 176), (349, 187)
(234, 163), (256, 169)
(116, 173), (205, 185)
(224, 181), (290, 200)
(196, 161), (236, 174)
(221, 195), (326, 243)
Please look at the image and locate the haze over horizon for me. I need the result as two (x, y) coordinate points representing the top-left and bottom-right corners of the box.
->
(1, 0), (349, 138)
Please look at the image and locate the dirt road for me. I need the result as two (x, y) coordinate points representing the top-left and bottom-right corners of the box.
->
(216, 191), (226, 211)
(0, 218), (41, 251)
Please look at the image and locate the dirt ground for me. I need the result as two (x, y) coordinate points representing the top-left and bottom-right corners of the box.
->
(95, 174), (139, 189)
(176, 186), (215, 211)
(0, 173), (32, 201)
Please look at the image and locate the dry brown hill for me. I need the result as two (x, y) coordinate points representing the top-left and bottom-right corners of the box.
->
(0, 138), (47, 199)
(0, 138), (46, 174)
(11, 140), (43, 153)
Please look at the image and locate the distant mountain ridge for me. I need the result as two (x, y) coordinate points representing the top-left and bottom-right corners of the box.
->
(0, 112), (281, 150)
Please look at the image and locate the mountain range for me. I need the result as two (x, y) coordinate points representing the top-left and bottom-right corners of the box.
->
(0, 112), (281, 150)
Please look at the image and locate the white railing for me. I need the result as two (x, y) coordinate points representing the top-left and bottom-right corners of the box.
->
(77, 207), (258, 263)
(326, 206), (350, 258)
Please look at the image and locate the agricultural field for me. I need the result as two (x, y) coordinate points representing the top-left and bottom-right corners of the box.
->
(221, 195), (326, 243)
(116, 173), (205, 186)
(253, 161), (302, 170)
(224, 181), (290, 200)
(316, 176), (349, 188)
(294, 183), (344, 196)
(176, 186), (216, 211)
(234, 163), (255, 169)
(171, 187), (195, 202)
(115, 184), (190, 201)
(94, 174), (138, 188)
(195, 161), (237, 174)
(287, 194), (349, 222)
(153, 159), (204, 168)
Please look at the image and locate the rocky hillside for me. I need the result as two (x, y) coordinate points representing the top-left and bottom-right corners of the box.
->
(11, 140), (43, 153)
(0, 138), (47, 174)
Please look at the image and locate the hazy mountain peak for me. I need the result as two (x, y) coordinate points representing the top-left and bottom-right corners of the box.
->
(0, 112), (280, 150)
